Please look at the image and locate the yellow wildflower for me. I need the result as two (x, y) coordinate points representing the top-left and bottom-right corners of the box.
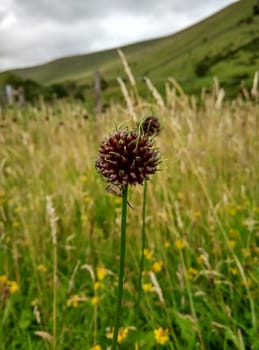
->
(142, 283), (153, 292)
(84, 196), (92, 204)
(230, 268), (238, 276)
(143, 249), (153, 260)
(228, 240), (236, 249)
(12, 221), (20, 228)
(241, 248), (251, 258)
(113, 197), (121, 205)
(228, 228), (240, 239)
(152, 261), (163, 273)
(175, 239), (186, 250)
(118, 327), (129, 344)
(8, 281), (19, 294)
(94, 282), (104, 290)
(106, 328), (113, 339)
(197, 255), (204, 265)
(31, 299), (38, 306)
(37, 264), (47, 273)
(81, 175), (87, 183)
(0, 275), (8, 284)
(154, 327), (169, 345)
(81, 214), (88, 222)
(96, 266), (108, 281)
(106, 327), (129, 344)
(187, 267), (198, 280)
(228, 207), (237, 216)
(91, 296), (99, 305)
(0, 276), (19, 294)
(67, 295), (80, 308)
(164, 241), (171, 248)
(192, 211), (201, 219)
(89, 345), (101, 350)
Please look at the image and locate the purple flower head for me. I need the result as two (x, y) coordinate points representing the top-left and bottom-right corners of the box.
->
(96, 129), (160, 187)
(138, 115), (161, 137)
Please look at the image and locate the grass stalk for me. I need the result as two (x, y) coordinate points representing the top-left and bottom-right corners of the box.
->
(46, 196), (58, 350)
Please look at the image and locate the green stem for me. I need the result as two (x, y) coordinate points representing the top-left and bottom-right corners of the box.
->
(111, 185), (128, 350)
(136, 180), (147, 322)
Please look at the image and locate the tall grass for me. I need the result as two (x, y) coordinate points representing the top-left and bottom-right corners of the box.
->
(0, 76), (258, 349)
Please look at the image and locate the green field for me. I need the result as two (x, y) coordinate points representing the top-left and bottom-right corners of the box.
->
(0, 73), (259, 349)
(1, 0), (259, 102)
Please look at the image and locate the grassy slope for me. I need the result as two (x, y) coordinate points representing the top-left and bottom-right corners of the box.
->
(1, 0), (259, 96)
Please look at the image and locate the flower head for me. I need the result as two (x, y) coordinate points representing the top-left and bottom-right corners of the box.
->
(143, 248), (153, 260)
(164, 241), (171, 248)
(94, 281), (104, 290)
(142, 283), (153, 292)
(96, 129), (160, 187)
(187, 267), (198, 280)
(89, 345), (102, 350)
(175, 239), (186, 250)
(91, 296), (99, 305)
(154, 327), (169, 345)
(66, 294), (86, 308)
(106, 327), (129, 344)
(96, 266), (108, 281)
(67, 294), (80, 308)
(0, 275), (8, 284)
(8, 281), (19, 294)
(152, 261), (163, 273)
(0, 276), (19, 294)
(138, 115), (161, 137)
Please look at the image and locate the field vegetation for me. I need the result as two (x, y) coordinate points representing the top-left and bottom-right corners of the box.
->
(0, 67), (259, 349)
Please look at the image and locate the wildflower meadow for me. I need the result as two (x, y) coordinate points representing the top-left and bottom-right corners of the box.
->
(0, 71), (259, 349)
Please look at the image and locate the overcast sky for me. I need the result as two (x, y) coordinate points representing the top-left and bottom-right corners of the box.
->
(0, 0), (237, 72)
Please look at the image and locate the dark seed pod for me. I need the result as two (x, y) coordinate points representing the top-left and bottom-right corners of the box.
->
(96, 130), (160, 187)
(138, 115), (161, 137)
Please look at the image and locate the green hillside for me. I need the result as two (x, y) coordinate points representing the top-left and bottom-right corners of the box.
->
(1, 0), (259, 99)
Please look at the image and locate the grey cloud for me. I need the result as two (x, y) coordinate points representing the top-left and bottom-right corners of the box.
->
(0, 7), (10, 25)
(0, 14), (113, 69)
(11, 0), (234, 24)
(12, 0), (119, 23)
(0, 10), (6, 23)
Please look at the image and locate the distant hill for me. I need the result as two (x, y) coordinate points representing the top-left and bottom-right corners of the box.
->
(1, 0), (259, 100)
